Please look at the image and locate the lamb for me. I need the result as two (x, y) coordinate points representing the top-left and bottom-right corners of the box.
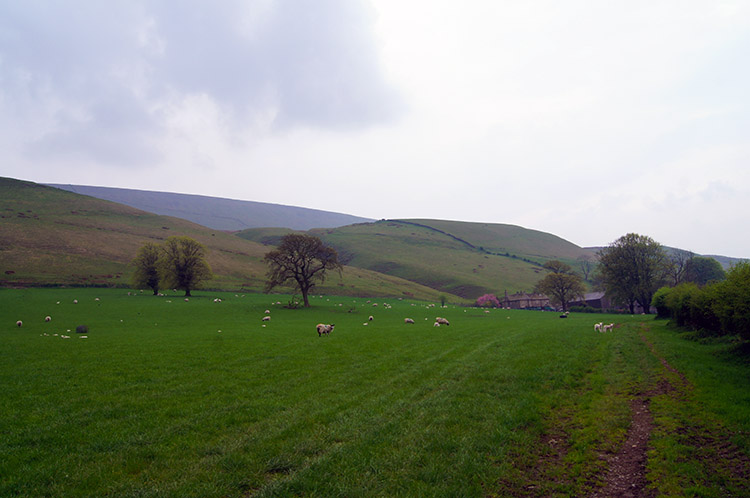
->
(435, 317), (450, 326)
(316, 323), (334, 336)
(594, 322), (602, 332)
(404, 318), (415, 324)
(433, 322), (440, 327)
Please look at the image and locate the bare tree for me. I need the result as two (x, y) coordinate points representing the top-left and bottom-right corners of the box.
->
(264, 234), (342, 307)
(577, 254), (596, 281)
(131, 242), (162, 295)
(535, 260), (586, 312)
(160, 236), (213, 297)
(666, 248), (694, 286)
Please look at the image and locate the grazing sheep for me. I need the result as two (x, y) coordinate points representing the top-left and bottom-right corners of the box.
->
(369, 315), (374, 321)
(433, 322), (440, 327)
(45, 316), (51, 322)
(73, 299), (78, 304)
(264, 309), (271, 314)
(16, 320), (22, 327)
(316, 323), (334, 336)
(262, 316), (271, 322)
(404, 318), (415, 324)
(435, 317), (450, 326)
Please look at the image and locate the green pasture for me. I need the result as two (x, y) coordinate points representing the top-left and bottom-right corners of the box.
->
(1, 288), (748, 497)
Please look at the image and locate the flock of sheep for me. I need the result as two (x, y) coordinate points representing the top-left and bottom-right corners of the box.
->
(13, 293), (618, 339)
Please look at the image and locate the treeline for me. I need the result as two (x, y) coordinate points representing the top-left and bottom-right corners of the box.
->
(652, 261), (750, 340)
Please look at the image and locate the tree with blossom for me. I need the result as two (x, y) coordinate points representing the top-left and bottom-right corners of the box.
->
(476, 293), (500, 308)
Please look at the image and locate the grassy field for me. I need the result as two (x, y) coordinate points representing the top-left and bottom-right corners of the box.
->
(2, 288), (748, 497)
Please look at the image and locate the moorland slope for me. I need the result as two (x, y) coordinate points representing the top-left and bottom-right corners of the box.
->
(0, 178), (448, 301)
(47, 184), (373, 231)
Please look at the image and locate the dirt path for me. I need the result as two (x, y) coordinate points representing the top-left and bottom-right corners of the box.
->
(586, 333), (680, 498)
(589, 329), (750, 497)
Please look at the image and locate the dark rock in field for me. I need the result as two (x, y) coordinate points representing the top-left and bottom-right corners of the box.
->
(559, 314), (568, 318)
(76, 325), (88, 334)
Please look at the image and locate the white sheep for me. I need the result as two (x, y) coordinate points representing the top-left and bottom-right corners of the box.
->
(594, 322), (602, 332)
(316, 323), (334, 336)
(435, 317), (450, 326)
(404, 318), (415, 324)
(368, 315), (374, 321)
(16, 320), (22, 327)
(433, 322), (440, 327)
(45, 316), (51, 322)
(262, 316), (271, 322)
(265, 309), (271, 314)
(73, 299), (78, 304)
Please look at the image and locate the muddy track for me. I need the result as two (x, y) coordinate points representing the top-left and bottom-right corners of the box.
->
(588, 328), (750, 497)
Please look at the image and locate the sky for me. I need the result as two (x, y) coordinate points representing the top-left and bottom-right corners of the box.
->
(2, 1), (749, 257)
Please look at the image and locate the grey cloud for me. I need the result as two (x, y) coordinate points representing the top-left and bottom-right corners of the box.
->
(0, 0), (403, 165)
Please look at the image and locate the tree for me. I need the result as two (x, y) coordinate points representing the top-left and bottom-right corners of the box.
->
(685, 256), (726, 286)
(665, 248), (694, 286)
(534, 260), (586, 312)
(131, 242), (162, 295)
(577, 254), (595, 282)
(598, 233), (667, 314)
(476, 293), (500, 308)
(159, 236), (213, 297)
(263, 234), (342, 307)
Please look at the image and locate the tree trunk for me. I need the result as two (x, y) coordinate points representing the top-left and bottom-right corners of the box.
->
(185, 289), (192, 297)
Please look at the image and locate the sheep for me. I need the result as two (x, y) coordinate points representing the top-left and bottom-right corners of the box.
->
(435, 317), (450, 326)
(45, 316), (51, 322)
(594, 322), (602, 332)
(16, 320), (22, 327)
(433, 322), (441, 327)
(404, 318), (415, 324)
(262, 316), (271, 322)
(368, 315), (374, 321)
(316, 323), (334, 336)
(73, 299), (78, 304)
(264, 309), (271, 314)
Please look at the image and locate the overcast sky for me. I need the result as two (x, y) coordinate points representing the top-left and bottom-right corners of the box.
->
(2, 1), (749, 257)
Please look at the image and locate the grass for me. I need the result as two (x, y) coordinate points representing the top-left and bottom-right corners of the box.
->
(1, 288), (748, 497)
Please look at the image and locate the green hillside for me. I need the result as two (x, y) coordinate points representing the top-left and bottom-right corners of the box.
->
(239, 219), (594, 299)
(0, 178), (448, 301)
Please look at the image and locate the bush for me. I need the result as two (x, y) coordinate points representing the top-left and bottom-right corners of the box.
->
(712, 262), (750, 339)
(651, 287), (672, 319)
(569, 305), (599, 313)
(664, 283), (700, 327)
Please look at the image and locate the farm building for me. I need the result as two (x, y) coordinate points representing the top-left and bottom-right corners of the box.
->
(501, 291), (551, 309)
(569, 291), (612, 309)
(569, 291), (654, 314)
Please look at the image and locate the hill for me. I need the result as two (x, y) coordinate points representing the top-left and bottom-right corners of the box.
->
(0, 178), (448, 301)
(239, 219), (598, 299)
(46, 184), (374, 231)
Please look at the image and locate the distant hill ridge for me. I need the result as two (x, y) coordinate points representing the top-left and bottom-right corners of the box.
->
(47, 184), (374, 231)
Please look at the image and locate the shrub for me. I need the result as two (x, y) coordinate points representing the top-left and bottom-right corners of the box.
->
(651, 287), (672, 319)
(712, 262), (750, 339)
(665, 283), (700, 327)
